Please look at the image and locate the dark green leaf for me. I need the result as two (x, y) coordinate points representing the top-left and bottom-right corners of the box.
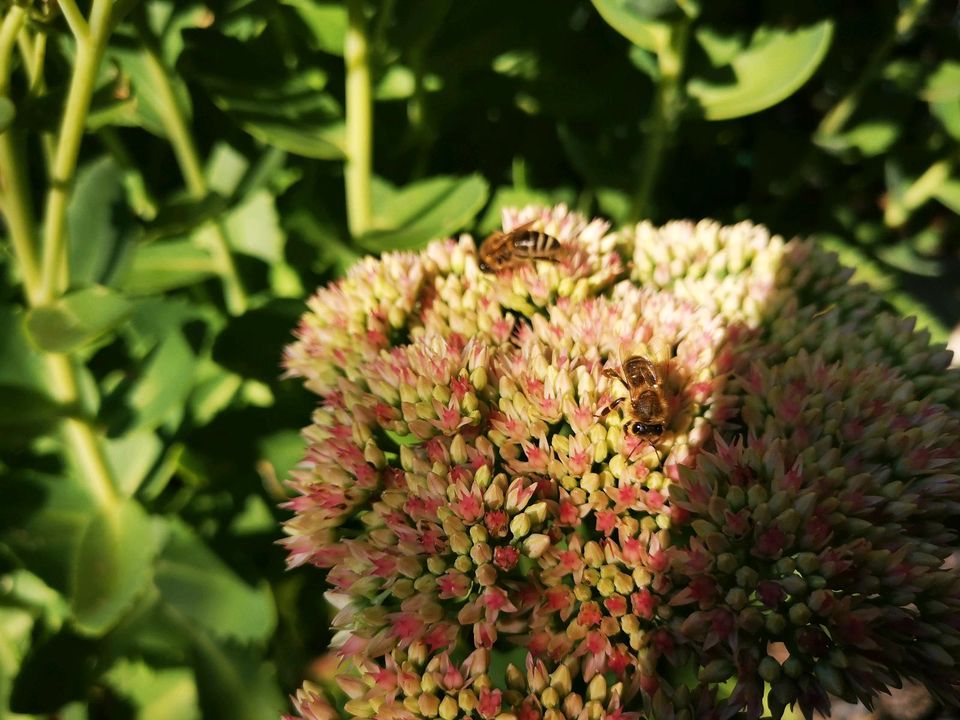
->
(357, 174), (489, 251)
(155, 521), (276, 643)
(0, 385), (65, 448)
(70, 499), (162, 634)
(0, 306), (55, 392)
(181, 30), (345, 158)
(212, 299), (303, 382)
(0, 96), (15, 133)
(688, 20), (834, 120)
(0, 473), (96, 594)
(26, 286), (134, 354)
(68, 157), (134, 286)
(9, 628), (104, 712)
(190, 638), (285, 720)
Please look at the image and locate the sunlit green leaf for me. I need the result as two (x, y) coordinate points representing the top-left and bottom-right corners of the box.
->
(102, 330), (196, 435)
(281, 0), (347, 55)
(155, 521), (276, 643)
(590, 0), (673, 53)
(70, 499), (162, 635)
(105, 659), (200, 720)
(106, 430), (163, 498)
(26, 286), (134, 354)
(224, 191), (285, 263)
(121, 239), (218, 295)
(357, 174), (489, 251)
(109, 44), (193, 137)
(933, 179), (960, 215)
(922, 60), (960, 103)
(688, 20), (833, 120)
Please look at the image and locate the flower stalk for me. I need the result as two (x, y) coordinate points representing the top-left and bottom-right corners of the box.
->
(630, 20), (690, 221)
(345, 0), (373, 239)
(132, 8), (247, 315)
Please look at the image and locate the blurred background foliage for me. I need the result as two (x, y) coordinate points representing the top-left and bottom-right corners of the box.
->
(0, 0), (958, 718)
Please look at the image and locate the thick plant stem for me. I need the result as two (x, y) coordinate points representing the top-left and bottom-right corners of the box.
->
(46, 354), (119, 509)
(0, 7), (41, 298)
(0, 3), (119, 508)
(630, 21), (689, 222)
(37, 0), (114, 302)
(345, 0), (372, 238)
(133, 11), (247, 315)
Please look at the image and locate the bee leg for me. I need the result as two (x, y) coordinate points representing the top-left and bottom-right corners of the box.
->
(594, 397), (624, 420)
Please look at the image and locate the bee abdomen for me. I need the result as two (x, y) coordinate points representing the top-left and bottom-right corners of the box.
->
(511, 231), (562, 259)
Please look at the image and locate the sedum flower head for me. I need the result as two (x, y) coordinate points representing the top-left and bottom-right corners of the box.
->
(282, 206), (960, 719)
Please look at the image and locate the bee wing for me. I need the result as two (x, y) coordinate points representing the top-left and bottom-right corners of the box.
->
(645, 338), (670, 385)
(506, 218), (537, 233)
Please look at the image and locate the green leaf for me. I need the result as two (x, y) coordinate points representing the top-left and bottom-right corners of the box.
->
(223, 190), (285, 263)
(155, 521), (276, 643)
(181, 30), (345, 159)
(922, 60), (960, 103)
(206, 143), (250, 198)
(688, 20), (834, 120)
(816, 119), (900, 157)
(0, 306), (48, 392)
(68, 157), (134, 286)
(478, 186), (576, 233)
(105, 659), (200, 720)
(590, 0), (673, 53)
(930, 100), (960, 140)
(121, 239), (218, 295)
(933, 178), (960, 215)
(212, 299), (304, 382)
(102, 329), (196, 435)
(281, 0), (347, 55)
(9, 628), (105, 712)
(70, 499), (162, 634)
(0, 474), (97, 594)
(357, 174), (489, 251)
(25, 286), (134, 354)
(0, 606), (34, 717)
(0, 385), (65, 448)
(0, 96), (15, 133)
(109, 43), (193, 137)
(106, 430), (164, 498)
(190, 638), (285, 720)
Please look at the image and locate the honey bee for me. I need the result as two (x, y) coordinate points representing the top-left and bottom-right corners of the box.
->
(478, 220), (565, 273)
(596, 353), (669, 461)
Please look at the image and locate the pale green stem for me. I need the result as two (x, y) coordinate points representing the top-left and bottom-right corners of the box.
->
(816, 0), (929, 140)
(630, 21), (690, 221)
(38, 0), (114, 301)
(0, 7), (42, 297)
(57, 0), (91, 41)
(133, 11), (247, 315)
(0, 3), (119, 508)
(345, 0), (372, 238)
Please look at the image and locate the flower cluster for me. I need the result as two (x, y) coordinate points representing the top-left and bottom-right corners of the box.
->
(282, 206), (960, 719)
